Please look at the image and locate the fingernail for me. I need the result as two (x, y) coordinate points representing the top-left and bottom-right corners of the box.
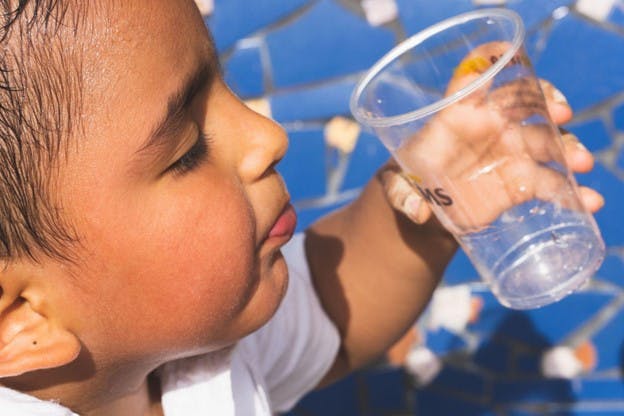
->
(576, 141), (589, 152)
(552, 87), (568, 105)
(596, 193), (605, 209)
(403, 194), (422, 220)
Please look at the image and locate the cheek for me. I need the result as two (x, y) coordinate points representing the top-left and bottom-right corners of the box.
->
(163, 190), (259, 322)
(148, 186), (258, 326)
(81, 176), (260, 351)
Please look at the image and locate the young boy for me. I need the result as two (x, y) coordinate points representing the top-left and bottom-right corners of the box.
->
(0, 0), (602, 415)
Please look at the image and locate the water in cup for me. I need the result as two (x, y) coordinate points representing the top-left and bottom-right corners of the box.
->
(461, 199), (604, 309)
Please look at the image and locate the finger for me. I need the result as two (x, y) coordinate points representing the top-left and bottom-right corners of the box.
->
(510, 126), (593, 175)
(447, 41), (510, 95)
(377, 165), (432, 224)
(498, 156), (568, 206)
(578, 186), (605, 213)
(539, 79), (573, 125)
(511, 123), (563, 166)
(561, 130), (594, 173)
(378, 166), (423, 222)
(516, 162), (602, 216)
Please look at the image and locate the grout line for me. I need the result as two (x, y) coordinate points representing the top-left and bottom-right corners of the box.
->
(218, 1), (320, 57)
(571, 2), (624, 36)
(293, 188), (362, 210)
(562, 294), (624, 347)
(326, 152), (351, 196)
(257, 37), (275, 93)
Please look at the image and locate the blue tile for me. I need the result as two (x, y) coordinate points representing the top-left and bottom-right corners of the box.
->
(614, 102), (624, 131)
(266, 0), (395, 88)
(290, 374), (361, 416)
(515, 351), (542, 376)
(617, 148), (624, 171)
(429, 365), (487, 397)
(494, 378), (575, 404)
(473, 339), (512, 374)
(295, 199), (353, 233)
(415, 389), (494, 416)
(566, 119), (612, 153)
(364, 368), (409, 412)
(524, 25), (551, 62)
(443, 249), (480, 285)
(426, 328), (468, 355)
(470, 292), (612, 348)
(506, 0), (574, 29)
(507, 411), (540, 416)
(468, 292), (520, 335)
(577, 163), (624, 247)
(513, 293), (612, 346)
(608, 3), (624, 28)
(591, 309), (624, 371)
(396, 0), (473, 36)
(534, 14), (624, 111)
(206, 0), (309, 52)
(341, 132), (390, 190)
(596, 255), (624, 288)
(279, 128), (326, 202)
(223, 45), (264, 98)
(567, 409), (624, 416)
(270, 79), (357, 123)
(571, 379), (624, 400)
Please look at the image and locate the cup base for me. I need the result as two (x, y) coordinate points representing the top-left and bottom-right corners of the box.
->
(490, 228), (605, 310)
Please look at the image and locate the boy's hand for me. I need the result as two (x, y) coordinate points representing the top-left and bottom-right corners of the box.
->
(381, 125), (604, 224)
(379, 44), (604, 227)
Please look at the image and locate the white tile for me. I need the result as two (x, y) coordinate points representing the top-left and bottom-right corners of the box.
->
(194, 0), (214, 16)
(362, 0), (399, 26)
(324, 117), (361, 154)
(472, 0), (506, 6)
(576, 0), (616, 21)
(245, 98), (272, 119)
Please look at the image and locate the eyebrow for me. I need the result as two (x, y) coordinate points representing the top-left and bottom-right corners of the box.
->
(137, 60), (216, 156)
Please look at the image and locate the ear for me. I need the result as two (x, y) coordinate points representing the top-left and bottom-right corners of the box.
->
(0, 265), (81, 378)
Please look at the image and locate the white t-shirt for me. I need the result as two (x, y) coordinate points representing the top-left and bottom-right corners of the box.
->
(0, 233), (341, 415)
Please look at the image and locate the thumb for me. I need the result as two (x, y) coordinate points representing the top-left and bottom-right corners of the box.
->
(539, 79), (573, 125)
(377, 162), (432, 224)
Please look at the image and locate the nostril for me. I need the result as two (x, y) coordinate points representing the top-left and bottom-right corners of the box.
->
(261, 160), (282, 180)
(239, 148), (276, 183)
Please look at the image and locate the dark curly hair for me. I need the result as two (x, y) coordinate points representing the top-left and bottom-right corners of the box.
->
(0, 0), (86, 261)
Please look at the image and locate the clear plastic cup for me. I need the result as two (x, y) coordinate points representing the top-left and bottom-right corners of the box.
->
(350, 8), (605, 309)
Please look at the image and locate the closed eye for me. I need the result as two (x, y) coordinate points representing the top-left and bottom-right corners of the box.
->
(167, 132), (211, 176)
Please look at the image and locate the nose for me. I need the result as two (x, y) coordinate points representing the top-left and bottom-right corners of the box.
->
(237, 102), (288, 183)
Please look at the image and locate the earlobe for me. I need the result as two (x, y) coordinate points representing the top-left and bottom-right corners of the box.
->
(0, 282), (81, 378)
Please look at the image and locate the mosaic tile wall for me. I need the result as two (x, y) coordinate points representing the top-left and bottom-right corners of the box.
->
(205, 0), (624, 414)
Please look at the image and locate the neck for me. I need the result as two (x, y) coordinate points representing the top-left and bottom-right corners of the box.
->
(83, 374), (162, 416)
(1, 354), (163, 416)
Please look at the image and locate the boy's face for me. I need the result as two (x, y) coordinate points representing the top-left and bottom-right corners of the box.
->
(53, 0), (293, 366)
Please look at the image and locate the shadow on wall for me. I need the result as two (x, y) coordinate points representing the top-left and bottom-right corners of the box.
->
(416, 312), (577, 415)
(289, 312), (579, 415)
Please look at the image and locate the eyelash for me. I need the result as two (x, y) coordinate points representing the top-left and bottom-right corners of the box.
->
(168, 132), (211, 176)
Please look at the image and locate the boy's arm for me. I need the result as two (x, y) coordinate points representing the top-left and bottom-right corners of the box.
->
(305, 76), (598, 386)
(305, 172), (458, 385)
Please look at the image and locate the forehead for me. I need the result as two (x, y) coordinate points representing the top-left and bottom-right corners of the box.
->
(108, 0), (208, 48)
(76, 0), (214, 145)
(84, 0), (211, 80)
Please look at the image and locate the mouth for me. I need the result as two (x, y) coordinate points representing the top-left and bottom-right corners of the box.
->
(266, 203), (297, 243)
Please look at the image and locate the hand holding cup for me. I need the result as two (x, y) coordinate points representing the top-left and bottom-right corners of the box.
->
(381, 42), (603, 229)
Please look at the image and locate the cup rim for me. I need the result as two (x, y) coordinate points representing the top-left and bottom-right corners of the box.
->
(350, 8), (525, 129)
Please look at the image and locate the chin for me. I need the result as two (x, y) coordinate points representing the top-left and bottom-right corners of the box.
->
(240, 250), (290, 337)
